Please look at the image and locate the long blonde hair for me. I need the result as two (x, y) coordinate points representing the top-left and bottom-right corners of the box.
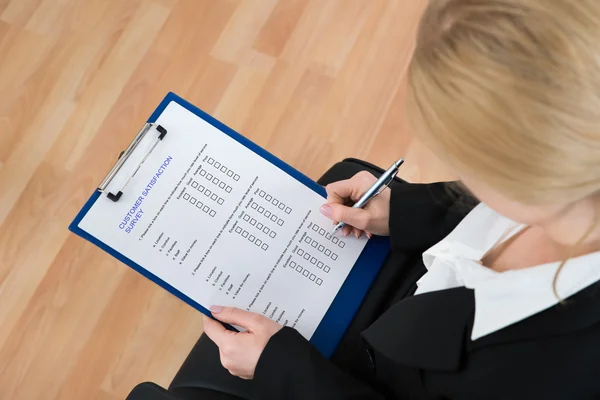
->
(407, 0), (600, 294)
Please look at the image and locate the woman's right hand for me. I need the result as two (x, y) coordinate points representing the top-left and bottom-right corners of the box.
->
(319, 171), (391, 238)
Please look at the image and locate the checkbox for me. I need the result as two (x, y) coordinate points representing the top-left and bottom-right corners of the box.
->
(269, 231), (276, 238)
(212, 177), (219, 185)
(259, 190), (266, 198)
(285, 207), (291, 214)
(332, 253), (338, 261)
(311, 240), (318, 248)
(219, 182), (226, 189)
(325, 233), (332, 240)
(310, 257), (317, 265)
(183, 193), (190, 200)
(208, 158), (214, 165)
(296, 264), (303, 272)
(191, 181), (198, 189)
(218, 198), (224, 205)
(250, 218), (256, 226)
(255, 238), (262, 246)
(290, 261), (296, 267)
(214, 161), (221, 169)
(249, 234), (256, 242)
(277, 219), (284, 226)
(302, 269), (309, 277)
(203, 205), (210, 213)
(319, 228), (326, 236)
(303, 253), (310, 260)
(199, 185), (205, 193)
(257, 222), (264, 230)
(278, 203), (285, 210)
(242, 230), (249, 238)
(243, 214), (250, 221)
(235, 226), (242, 233)
(196, 201), (203, 209)
(258, 206), (264, 214)
(209, 210), (216, 217)
(270, 215), (277, 222)
(265, 210), (272, 218)
(233, 174), (240, 181)
(317, 261), (324, 269)
(304, 236), (311, 244)
(207, 173), (213, 180)
(297, 248), (304, 256)
(220, 166), (227, 173)
(324, 266), (330, 273)
(339, 241), (345, 248)
(312, 225), (319, 232)
(266, 194), (272, 202)
(261, 243), (268, 251)
(262, 226), (269, 234)
(227, 170), (234, 177)
(205, 189), (212, 197)
(190, 197), (197, 205)
(325, 249), (331, 256)
(200, 169), (206, 176)
(309, 274), (316, 281)
(318, 244), (325, 252)
(251, 202), (258, 209)
(272, 198), (279, 206)
(332, 237), (339, 244)
(226, 186), (232, 193)
(316, 278), (323, 286)
(211, 193), (218, 201)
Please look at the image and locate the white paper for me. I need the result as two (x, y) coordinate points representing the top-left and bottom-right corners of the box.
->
(79, 101), (368, 339)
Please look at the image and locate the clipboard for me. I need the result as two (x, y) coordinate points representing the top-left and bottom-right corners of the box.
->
(69, 92), (390, 358)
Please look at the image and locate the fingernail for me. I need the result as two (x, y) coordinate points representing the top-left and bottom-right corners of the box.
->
(210, 305), (223, 314)
(343, 230), (349, 237)
(354, 231), (360, 238)
(367, 232), (372, 239)
(320, 205), (333, 217)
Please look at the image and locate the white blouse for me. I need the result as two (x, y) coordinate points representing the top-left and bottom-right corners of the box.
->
(415, 203), (600, 340)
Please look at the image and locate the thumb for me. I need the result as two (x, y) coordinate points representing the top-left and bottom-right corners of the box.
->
(320, 203), (369, 230)
(211, 306), (261, 330)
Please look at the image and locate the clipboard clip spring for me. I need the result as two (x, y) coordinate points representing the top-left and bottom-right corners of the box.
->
(98, 122), (167, 202)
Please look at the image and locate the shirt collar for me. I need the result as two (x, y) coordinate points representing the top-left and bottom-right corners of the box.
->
(419, 204), (600, 340)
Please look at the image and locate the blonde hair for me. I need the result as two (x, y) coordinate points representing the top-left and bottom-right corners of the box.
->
(407, 0), (600, 295)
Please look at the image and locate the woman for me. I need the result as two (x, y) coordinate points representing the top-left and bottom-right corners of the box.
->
(202, 0), (600, 398)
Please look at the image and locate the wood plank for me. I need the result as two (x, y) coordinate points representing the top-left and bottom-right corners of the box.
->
(0, 1), (449, 398)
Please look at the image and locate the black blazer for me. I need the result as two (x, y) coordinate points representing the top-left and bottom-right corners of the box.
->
(252, 182), (600, 399)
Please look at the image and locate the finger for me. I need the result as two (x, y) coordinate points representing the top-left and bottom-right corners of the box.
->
(322, 203), (370, 230)
(366, 231), (373, 239)
(352, 227), (363, 238)
(342, 225), (352, 237)
(203, 315), (229, 347)
(212, 306), (262, 331)
(325, 179), (362, 205)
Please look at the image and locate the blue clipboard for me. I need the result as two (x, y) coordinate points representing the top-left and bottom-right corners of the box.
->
(69, 92), (390, 358)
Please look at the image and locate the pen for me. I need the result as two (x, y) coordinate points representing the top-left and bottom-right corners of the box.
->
(331, 158), (404, 235)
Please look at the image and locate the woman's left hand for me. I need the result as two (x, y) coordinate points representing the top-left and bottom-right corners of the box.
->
(203, 306), (283, 379)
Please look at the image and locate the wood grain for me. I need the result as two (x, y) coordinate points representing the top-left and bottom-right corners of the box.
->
(0, 1), (453, 398)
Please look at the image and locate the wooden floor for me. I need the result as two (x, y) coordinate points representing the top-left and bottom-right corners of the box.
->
(0, 1), (452, 398)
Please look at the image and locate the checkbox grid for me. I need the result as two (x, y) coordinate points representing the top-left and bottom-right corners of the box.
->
(240, 213), (278, 239)
(256, 189), (292, 215)
(189, 179), (225, 206)
(183, 192), (216, 217)
(234, 225), (269, 251)
(304, 235), (338, 261)
(206, 158), (240, 182)
(249, 200), (285, 227)
(308, 222), (347, 249)
(289, 260), (322, 286)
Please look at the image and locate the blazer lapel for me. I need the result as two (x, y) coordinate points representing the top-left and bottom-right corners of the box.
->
(362, 287), (475, 371)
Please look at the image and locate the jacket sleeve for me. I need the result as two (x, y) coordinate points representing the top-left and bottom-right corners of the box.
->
(254, 327), (385, 400)
(388, 181), (478, 252)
